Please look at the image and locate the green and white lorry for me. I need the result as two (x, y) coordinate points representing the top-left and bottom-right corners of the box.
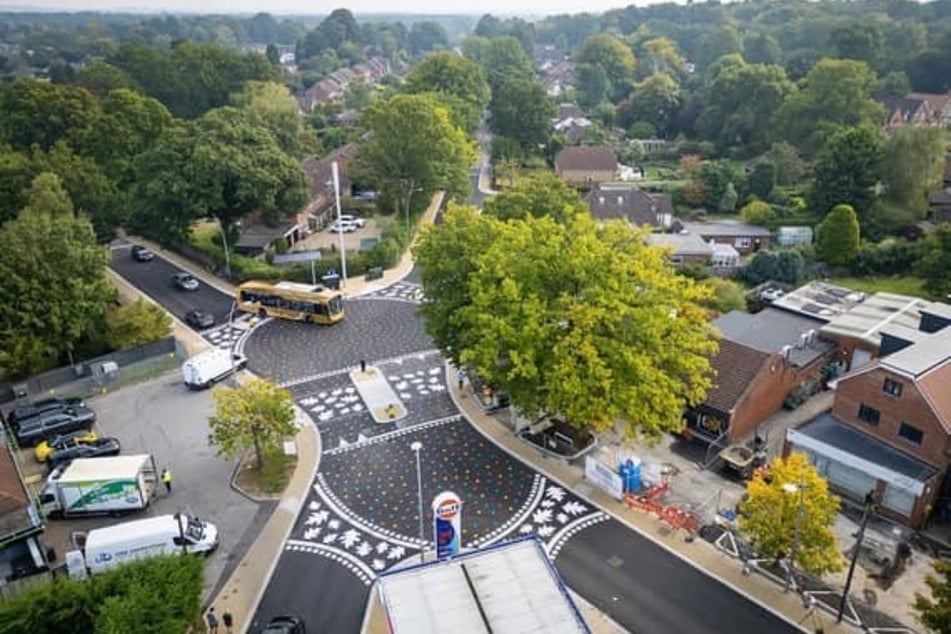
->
(38, 454), (158, 518)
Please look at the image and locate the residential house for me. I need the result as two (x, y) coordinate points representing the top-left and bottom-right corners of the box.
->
(907, 92), (951, 126)
(929, 153), (951, 223)
(884, 95), (936, 128)
(299, 57), (391, 114)
(234, 220), (306, 258)
(584, 183), (672, 229)
(636, 139), (668, 154)
(786, 323), (951, 528)
(684, 307), (836, 444)
(0, 435), (47, 583)
(674, 220), (772, 255)
(300, 143), (359, 232)
(553, 116), (593, 144)
(554, 146), (618, 189)
(645, 232), (714, 267)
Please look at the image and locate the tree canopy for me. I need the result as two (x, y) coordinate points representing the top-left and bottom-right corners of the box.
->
(403, 52), (491, 134)
(209, 377), (297, 470)
(808, 124), (884, 220)
(415, 203), (718, 438)
(914, 559), (951, 634)
(815, 204), (861, 267)
(488, 76), (554, 157)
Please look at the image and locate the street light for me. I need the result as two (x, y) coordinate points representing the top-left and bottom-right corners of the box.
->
(410, 441), (425, 563)
(782, 474), (806, 593)
(837, 490), (877, 623)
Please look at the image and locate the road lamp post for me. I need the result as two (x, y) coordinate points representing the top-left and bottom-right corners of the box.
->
(837, 490), (877, 623)
(782, 473), (807, 593)
(410, 441), (425, 563)
(214, 216), (232, 281)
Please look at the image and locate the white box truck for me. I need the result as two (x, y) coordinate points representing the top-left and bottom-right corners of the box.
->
(182, 348), (247, 390)
(65, 513), (219, 578)
(39, 454), (157, 518)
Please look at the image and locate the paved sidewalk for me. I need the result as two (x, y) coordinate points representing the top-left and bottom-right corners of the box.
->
(445, 368), (855, 634)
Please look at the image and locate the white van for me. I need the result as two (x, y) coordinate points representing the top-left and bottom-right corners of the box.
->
(182, 348), (247, 389)
(66, 513), (218, 577)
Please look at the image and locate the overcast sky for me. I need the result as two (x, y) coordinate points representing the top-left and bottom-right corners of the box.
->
(1, 0), (665, 17)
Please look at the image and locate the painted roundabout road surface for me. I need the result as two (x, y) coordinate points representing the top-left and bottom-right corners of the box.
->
(237, 276), (804, 634)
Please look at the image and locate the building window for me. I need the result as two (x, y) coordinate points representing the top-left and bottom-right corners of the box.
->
(898, 422), (924, 445)
(858, 404), (880, 425)
(734, 237), (751, 248)
(883, 378), (902, 397)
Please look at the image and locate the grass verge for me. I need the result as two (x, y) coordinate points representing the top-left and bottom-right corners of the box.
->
(234, 447), (296, 497)
(829, 276), (928, 297)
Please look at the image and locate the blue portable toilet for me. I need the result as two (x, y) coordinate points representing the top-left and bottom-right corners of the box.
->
(619, 458), (642, 493)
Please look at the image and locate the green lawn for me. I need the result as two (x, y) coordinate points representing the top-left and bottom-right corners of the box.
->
(829, 276), (928, 298)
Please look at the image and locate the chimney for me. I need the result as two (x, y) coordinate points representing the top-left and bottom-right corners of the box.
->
(781, 345), (792, 361)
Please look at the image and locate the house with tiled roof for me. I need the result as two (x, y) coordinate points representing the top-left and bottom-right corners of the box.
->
(683, 307), (837, 444)
(674, 220), (772, 255)
(786, 319), (951, 528)
(300, 143), (360, 231)
(554, 146), (618, 189)
(584, 184), (672, 229)
(0, 432), (47, 582)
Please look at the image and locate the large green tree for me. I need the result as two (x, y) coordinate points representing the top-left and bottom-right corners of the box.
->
(777, 59), (884, 154)
(407, 21), (450, 56)
(625, 73), (681, 137)
(881, 125), (946, 215)
(808, 124), (884, 220)
(231, 80), (313, 156)
(918, 224), (951, 300)
(209, 377), (297, 470)
(134, 107), (308, 244)
(301, 8), (361, 60)
(739, 452), (843, 576)
(488, 76), (554, 156)
(357, 94), (475, 228)
(815, 204), (861, 267)
(574, 34), (636, 103)
(462, 35), (534, 92)
(0, 173), (113, 377)
(403, 52), (491, 134)
(0, 79), (100, 151)
(483, 172), (586, 224)
(415, 205), (718, 437)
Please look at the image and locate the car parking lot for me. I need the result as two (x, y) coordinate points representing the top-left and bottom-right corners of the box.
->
(110, 242), (235, 330)
(14, 371), (269, 595)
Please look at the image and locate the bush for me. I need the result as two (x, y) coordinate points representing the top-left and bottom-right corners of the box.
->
(743, 249), (804, 285)
(849, 238), (924, 276)
(105, 300), (172, 350)
(698, 277), (747, 314)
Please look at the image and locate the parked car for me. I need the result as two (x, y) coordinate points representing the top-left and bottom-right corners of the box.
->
(7, 397), (85, 429)
(35, 429), (99, 463)
(262, 616), (306, 634)
(760, 287), (785, 302)
(47, 437), (121, 470)
(131, 245), (155, 262)
(14, 406), (97, 447)
(328, 219), (357, 233)
(171, 272), (199, 291)
(185, 309), (216, 329)
(338, 214), (366, 228)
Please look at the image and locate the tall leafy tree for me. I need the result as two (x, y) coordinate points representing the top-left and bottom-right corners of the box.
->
(357, 94), (475, 226)
(808, 124), (884, 219)
(483, 172), (586, 224)
(625, 73), (681, 137)
(0, 173), (113, 377)
(134, 107), (308, 244)
(881, 125), (946, 215)
(301, 8), (361, 59)
(0, 79), (100, 151)
(403, 52), (490, 134)
(918, 224), (951, 300)
(209, 377), (297, 470)
(231, 81), (312, 156)
(777, 59), (884, 154)
(488, 76), (555, 156)
(914, 560), (951, 634)
(575, 34), (636, 102)
(415, 205), (718, 437)
(693, 25), (744, 72)
(636, 37), (686, 79)
(830, 22), (885, 70)
(407, 21), (450, 56)
(739, 452), (843, 576)
(815, 204), (861, 267)
(105, 299), (172, 351)
(462, 35), (534, 93)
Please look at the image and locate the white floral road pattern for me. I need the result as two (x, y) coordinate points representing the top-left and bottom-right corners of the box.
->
(354, 281), (424, 304)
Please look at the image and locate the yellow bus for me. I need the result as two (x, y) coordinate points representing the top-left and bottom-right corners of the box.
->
(235, 280), (344, 325)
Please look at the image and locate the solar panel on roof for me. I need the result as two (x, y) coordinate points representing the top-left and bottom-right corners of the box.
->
(814, 293), (837, 305)
(824, 287), (853, 298)
(801, 303), (825, 314)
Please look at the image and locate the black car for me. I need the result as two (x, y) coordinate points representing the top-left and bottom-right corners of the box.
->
(47, 437), (121, 470)
(131, 245), (155, 262)
(262, 616), (305, 634)
(14, 406), (97, 447)
(7, 397), (85, 429)
(185, 309), (216, 329)
(171, 272), (200, 291)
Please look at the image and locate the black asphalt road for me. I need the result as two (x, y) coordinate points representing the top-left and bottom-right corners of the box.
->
(557, 520), (803, 634)
(109, 244), (235, 329)
(250, 553), (369, 634)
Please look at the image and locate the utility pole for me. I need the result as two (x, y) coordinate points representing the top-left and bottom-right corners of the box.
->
(784, 471), (807, 593)
(411, 442), (425, 563)
(837, 490), (877, 623)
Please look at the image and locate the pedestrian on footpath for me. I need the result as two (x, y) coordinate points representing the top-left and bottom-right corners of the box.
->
(360, 359), (367, 373)
(206, 607), (219, 634)
(222, 611), (234, 634)
(161, 468), (173, 494)
(457, 368), (466, 395)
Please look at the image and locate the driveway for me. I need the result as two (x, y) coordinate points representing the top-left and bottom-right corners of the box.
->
(110, 242), (235, 329)
(26, 372), (271, 595)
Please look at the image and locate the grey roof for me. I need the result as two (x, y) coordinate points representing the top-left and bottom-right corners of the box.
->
(714, 308), (833, 367)
(645, 232), (713, 256)
(679, 220), (772, 238)
(770, 281), (867, 322)
(794, 413), (936, 482)
(819, 292), (937, 349)
(881, 325), (951, 377)
(235, 221), (300, 249)
(584, 185), (672, 227)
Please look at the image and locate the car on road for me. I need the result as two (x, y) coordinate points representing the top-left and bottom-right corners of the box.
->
(13, 405), (97, 447)
(338, 214), (366, 228)
(34, 429), (99, 462)
(7, 397), (85, 428)
(262, 616), (306, 634)
(131, 245), (155, 262)
(328, 219), (357, 233)
(760, 287), (785, 302)
(47, 437), (121, 470)
(171, 272), (200, 291)
(185, 309), (216, 330)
